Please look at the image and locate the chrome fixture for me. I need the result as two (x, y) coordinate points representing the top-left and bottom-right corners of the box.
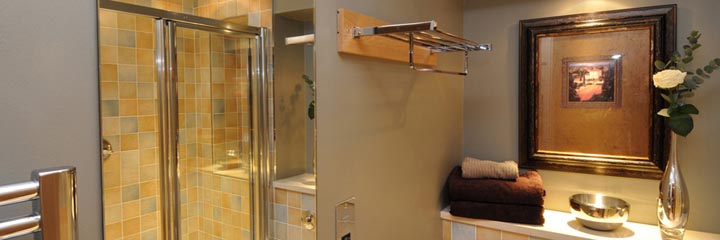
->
(351, 21), (491, 75)
(0, 167), (78, 240)
(570, 193), (630, 231)
(302, 211), (315, 230)
(101, 139), (113, 160)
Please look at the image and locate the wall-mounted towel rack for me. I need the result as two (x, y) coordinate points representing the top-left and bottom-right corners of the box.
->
(337, 9), (491, 76)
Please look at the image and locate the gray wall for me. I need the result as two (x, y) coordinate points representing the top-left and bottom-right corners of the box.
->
(0, 0), (103, 239)
(315, 0), (464, 239)
(463, 0), (720, 233)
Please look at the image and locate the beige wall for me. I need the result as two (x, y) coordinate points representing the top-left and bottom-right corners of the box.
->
(463, 0), (720, 233)
(315, 0), (464, 239)
(0, 0), (103, 239)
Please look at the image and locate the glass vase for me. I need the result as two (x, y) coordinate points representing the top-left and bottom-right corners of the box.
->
(657, 133), (690, 240)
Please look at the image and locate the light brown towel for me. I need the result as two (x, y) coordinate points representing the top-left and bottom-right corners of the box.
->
(461, 157), (518, 180)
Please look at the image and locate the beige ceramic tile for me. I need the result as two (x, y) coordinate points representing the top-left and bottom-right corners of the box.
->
(138, 99), (155, 115)
(123, 200), (141, 219)
(140, 181), (157, 198)
(101, 64), (118, 82)
(477, 226), (502, 240)
(117, 13), (137, 30)
(123, 217), (141, 236)
(101, 82), (119, 100)
(287, 207), (302, 227)
(104, 187), (122, 206)
(118, 48), (137, 64)
(135, 17), (153, 33)
(99, 10), (118, 28)
(138, 116), (156, 132)
(136, 32), (154, 49)
(121, 133), (139, 151)
(137, 49), (154, 66)
(120, 99), (138, 116)
(105, 222), (123, 239)
(101, 46), (118, 64)
(119, 82), (137, 99)
(287, 191), (302, 208)
(102, 117), (120, 136)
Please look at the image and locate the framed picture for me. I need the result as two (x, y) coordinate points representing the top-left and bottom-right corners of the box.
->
(519, 5), (677, 179)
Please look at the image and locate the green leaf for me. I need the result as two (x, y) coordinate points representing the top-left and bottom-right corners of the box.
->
(677, 104), (699, 115)
(307, 101), (315, 120)
(705, 65), (715, 73)
(688, 37), (698, 44)
(693, 76), (705, 84)
(691, 30), (700, 37)
(672, 52), (682, 63)
(696, 68), (710, 78)
(692, 43), (702, 50)
(710, 59), (720, 68)
(669, 114), (694, 137)
(654, 60), (667, 71)
(684, 78), (698, 89)
(680, 91), (695, 98)
(683, 56), (694, 63)
(714, 58), (720, 66)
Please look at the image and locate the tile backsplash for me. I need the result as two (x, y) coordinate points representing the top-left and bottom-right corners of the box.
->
(443, 221), (549, 240)
(272, 188), (316, 240)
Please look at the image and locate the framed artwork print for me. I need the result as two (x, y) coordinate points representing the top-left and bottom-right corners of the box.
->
(519, 5), (677, 179)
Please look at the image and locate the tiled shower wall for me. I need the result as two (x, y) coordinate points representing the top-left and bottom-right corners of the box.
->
(99, 0), (271, 239)
(272, 188), (316, 240)
(100, 9), (162, 240)
(176, 28), (254, 239)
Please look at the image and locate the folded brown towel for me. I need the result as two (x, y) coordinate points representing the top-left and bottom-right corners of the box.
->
(448, 166), (545, 206)
(450, 201), (545, 225)
(461, 157), (518, 180)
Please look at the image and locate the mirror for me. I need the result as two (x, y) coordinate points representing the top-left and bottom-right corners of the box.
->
(272, 0), (317, 238)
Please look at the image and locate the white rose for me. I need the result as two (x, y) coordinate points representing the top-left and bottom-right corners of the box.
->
(653, 69), (687, 89)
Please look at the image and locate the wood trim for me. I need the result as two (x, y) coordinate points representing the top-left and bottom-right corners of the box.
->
(336, 9), (437, 66)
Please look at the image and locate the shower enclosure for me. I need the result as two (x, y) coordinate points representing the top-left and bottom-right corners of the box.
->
(98, 1), (273, 239)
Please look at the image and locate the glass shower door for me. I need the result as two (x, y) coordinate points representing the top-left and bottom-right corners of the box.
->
(173, 23), (257, 240)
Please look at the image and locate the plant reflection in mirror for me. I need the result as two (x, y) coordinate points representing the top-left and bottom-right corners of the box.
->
(303, 75), (316, 120)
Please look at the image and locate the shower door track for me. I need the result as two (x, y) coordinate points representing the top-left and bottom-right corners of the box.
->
(98, 1), (274, 240)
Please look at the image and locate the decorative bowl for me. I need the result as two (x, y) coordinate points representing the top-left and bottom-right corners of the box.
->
(569, 194), (630, 231)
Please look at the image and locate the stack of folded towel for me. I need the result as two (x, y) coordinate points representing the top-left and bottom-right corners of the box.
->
(448, 157), (546, 225)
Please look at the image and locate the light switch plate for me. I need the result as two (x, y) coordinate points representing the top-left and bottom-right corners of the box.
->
(335, 197), (356, 240)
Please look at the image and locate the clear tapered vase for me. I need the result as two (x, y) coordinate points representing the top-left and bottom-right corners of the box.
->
(657, 133), (690, 240)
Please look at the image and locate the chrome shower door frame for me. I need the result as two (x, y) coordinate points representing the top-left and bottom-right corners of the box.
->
(154, 20), (274, 240)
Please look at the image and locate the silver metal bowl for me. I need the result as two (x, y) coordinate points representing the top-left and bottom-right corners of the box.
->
(569, 194), (630, 231)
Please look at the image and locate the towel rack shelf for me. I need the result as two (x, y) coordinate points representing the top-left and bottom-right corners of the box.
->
(337, 9), (491, 76)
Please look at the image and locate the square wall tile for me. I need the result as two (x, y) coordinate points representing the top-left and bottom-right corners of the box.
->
(477, 226), (501, 240)
(452, 222), (476, 240)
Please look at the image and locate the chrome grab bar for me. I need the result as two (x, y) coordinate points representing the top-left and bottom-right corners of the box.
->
(0, 167), (78, 240)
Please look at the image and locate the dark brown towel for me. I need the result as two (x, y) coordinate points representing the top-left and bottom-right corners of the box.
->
(450, 201), (545, 225)
(448, 166), (544, 206)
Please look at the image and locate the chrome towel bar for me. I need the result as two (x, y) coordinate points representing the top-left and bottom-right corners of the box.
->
(351, 20), (491, 75)
(0, 167), (78, 240)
